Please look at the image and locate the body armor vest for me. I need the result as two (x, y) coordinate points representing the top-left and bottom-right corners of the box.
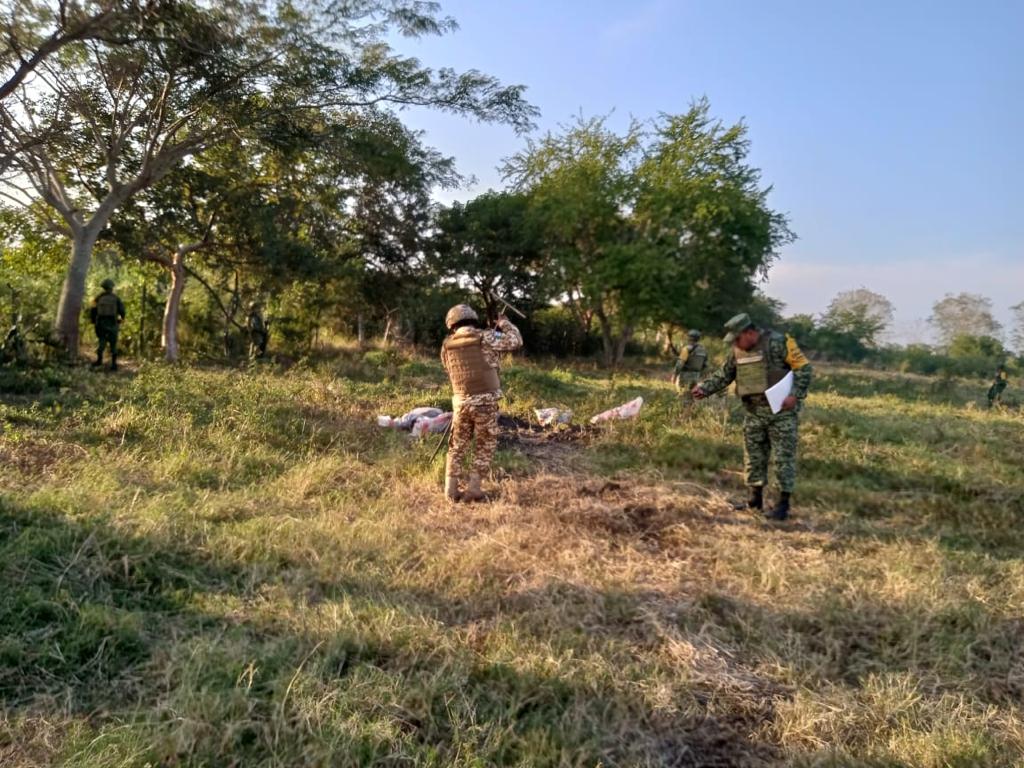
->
(96, 293), (119, 319)
(681, 344), (707, 372)
(444, 331), (501, 396)
(734, 332), (789, 397)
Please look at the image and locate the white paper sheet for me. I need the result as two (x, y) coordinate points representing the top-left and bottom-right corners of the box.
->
(765, 371), (794, 414)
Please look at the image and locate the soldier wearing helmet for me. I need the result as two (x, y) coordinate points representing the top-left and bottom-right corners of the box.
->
(89, 278), (126, 371)
(440, 304), (523, 502)
(672, 328), (708, 400)
(692, 312), (813, 521)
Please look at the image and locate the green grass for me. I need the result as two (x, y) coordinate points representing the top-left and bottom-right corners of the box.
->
(1, 350), (1022, 767)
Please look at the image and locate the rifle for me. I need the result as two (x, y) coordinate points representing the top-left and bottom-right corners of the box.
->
(494, 296), (526, 320)
(429, 419), (453, 463)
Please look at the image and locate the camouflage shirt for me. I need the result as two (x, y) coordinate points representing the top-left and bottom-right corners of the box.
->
(441, 318), (523, 408)
(698, 329), (813, 401)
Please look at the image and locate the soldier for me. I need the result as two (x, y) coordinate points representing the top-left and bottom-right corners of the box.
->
(440, 304), (523, 502)
(89, 278), (126, 371)
(692, 312), (813, 520)
(247, 302), (269, 359)
(673, 329), (708, 400)
(987, 364), (1008, 408)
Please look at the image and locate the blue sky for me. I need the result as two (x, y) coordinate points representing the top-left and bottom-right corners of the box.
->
(395, 0), (1023, 342)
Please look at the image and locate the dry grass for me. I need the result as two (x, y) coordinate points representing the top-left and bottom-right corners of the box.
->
(1, 352), (1022, 766)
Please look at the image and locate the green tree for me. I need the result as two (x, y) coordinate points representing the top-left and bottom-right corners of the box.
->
(821, 288), (894, 348)
(929, 293), (1002, 348)
(1011, 301), (1024, 355)
(505, 101), (792, 366)
(430, 191), (545, 323)
(0, 0), (536, 356)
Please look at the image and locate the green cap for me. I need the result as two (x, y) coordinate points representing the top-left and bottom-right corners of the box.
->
(723, 312), (754, 343)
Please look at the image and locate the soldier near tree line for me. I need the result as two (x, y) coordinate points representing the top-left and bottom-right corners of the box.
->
(247, 301), (269, 359)
(987, 364), (1008, 408)
(440, 304), (523, 503)
(693, 312), (813, 521)
(673, 329), (708, 400)
(89, 278), (126, 371)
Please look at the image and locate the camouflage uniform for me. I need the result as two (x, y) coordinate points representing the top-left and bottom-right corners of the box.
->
(247, 305), (268, 359)
(697, 320), (813, 497)
(89, 281), (126, 370)
(441, 309), (522, 501)
(674, 333), (708, 400)
(987, 367), (1008, 407)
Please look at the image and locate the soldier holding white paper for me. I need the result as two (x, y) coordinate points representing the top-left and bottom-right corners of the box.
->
(693, 312), (813, 520)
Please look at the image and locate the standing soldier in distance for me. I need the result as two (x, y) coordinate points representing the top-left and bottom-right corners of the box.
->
(673, 329), (708, 402)
(440, 304), (523, 502)
(89, 278), (126, 371)
(987, 363), (1008, 408)
(247, 301), (269, 359)
(692, 312), (813, 520)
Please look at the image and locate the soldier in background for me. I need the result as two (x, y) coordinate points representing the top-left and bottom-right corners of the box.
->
(89, 278), (126, 371)
(987, 364), (1009, 408)
(440, 304), (523, 502)
(693, 312), (813, 521)
(673, 329), (708, 401)
(247, 302), (269, 359)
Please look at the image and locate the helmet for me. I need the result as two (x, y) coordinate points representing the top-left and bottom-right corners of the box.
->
(687, 329), (702, 340)
(445, 304), (478, 329)
(101, 278), (115, 290)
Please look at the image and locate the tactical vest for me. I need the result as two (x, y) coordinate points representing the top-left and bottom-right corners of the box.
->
(444, 331), (501, 396)
(734, 332), (789, 398)
(681, 344), (707, 372)
(96, 293), (119, 319)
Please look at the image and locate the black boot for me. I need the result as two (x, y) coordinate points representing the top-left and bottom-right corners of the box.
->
(110, 354), (118, 372)
(732, 486), (763, 512)
(92, 354), (103, 368)
(766, 492), (791, 521)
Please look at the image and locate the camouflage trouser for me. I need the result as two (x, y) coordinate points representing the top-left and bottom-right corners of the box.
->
(448, 399), (500, 478)
(988, 380), (1007, 406)
(95, 322), (118, 361)
(677, 371), (700, 400)
(742, 403), (800, 492)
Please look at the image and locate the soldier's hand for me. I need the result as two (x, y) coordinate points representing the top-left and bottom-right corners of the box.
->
(781, 395), (798, 411)
(691, 386), (706, 400)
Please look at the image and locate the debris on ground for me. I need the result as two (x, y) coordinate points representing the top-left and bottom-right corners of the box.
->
(589, 396), (643, 424)
(376, 407), (452, 436)
(534, 407), (573, 426)
(497, 414), (596, 446)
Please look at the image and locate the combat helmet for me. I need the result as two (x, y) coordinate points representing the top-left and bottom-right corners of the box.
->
(101, 278), (115, 291)
(687, 329), (702, 340)
(445, 304), (479, 330)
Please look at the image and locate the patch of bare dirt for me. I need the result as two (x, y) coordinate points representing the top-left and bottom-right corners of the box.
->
(0, 438), (86, 477)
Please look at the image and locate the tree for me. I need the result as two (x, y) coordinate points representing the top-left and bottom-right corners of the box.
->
(0, 0), (537, 355)
(505, 101), (793, 366)
(820, 288), (894, 347)
(430, 191), (545, 323)
(1011, 301), (1024, 355)
(929, 293), (1002, 347)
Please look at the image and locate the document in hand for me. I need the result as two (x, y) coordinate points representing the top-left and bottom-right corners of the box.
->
(765, 371), (794, 414)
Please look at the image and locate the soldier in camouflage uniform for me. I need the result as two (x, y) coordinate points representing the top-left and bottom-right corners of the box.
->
(693, 312), (813, 520)
(987, 364), (1008, 408)
(673, 329), (708, 401)
(89, 278), (126, 371)
(440, 304), (523, 502)
(247, 302), (269, 359)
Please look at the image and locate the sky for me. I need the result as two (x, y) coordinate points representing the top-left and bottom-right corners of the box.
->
(392, 0), (1023, 343)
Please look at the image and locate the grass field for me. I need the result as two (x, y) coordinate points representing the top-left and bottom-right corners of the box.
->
(1, 348), (1022, 767)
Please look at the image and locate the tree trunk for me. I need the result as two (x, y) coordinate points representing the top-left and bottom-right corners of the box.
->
(162, 248), (187, 362)
(53, 224), (101, 357)
(614, 325), (634, 367)
(357, 313), (365, 346)
(596, 310), (616, 368)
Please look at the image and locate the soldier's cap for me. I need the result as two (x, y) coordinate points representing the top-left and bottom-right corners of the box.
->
(687, 329), (702, 340)
(723, 312), (755, 343)
(101, 278), (115, 290)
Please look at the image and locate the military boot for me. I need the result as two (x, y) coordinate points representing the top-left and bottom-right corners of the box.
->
(766, 492), (791, 521)
(92, 353), (103, 368)
(732, 486), (763, 512)
(110, 354), (118, 372)
(462, 472), (486, 503)
(444, 455), (461, 503)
